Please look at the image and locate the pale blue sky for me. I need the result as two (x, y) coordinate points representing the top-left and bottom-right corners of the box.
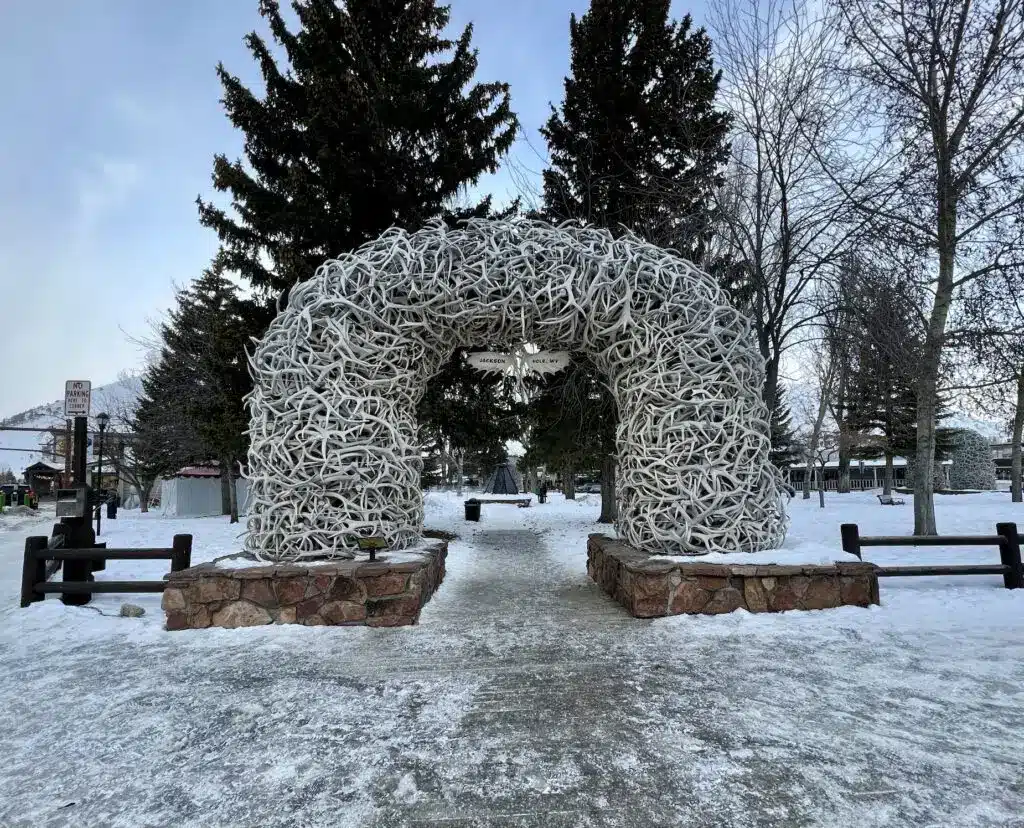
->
(0, 0), (706, 416)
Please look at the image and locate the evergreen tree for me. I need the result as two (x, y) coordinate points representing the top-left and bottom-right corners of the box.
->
(537, 0), (730, 518)
(541, 0), (730, 258)
(769, 383), (800, 469)
(199, 0), (520, 467)
(199, 0), (517, 302)
(140, 259), (252, 521)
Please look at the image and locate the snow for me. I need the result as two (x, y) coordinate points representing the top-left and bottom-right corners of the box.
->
(1, 490), (1023, 826)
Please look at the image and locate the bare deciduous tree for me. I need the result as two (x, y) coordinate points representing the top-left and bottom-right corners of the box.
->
(833, 0), (1024, 534)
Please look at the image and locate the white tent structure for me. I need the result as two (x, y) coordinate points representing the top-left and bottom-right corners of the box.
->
(161, 467), (250, 518)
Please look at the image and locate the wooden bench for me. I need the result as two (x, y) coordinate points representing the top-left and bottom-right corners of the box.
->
(877, 493), (905, 506)
(471, 498), (531, 508)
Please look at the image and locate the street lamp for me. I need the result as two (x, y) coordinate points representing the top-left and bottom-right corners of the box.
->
(95, 412), (109, 536)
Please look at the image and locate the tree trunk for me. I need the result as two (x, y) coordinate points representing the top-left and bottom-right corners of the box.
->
(817, 463), (826, 508)
(802, 455), (813, 499)
(225, 457), (240, 524)
(1012, 371), (1024, 502)
(837, 450), (851, 494)
(883, 453), (894, 496)
(456, 454), (464, 497)
(563, 466), (576, 500)
(220, 464), (231, 515)
(138, 481), (152, 513)
(598, 453), (616, 523)
(763, 355), (780, 419)
(914, 188), (956, 535)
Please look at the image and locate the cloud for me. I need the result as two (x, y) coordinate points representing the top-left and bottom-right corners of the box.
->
(73, 157), (143, 240)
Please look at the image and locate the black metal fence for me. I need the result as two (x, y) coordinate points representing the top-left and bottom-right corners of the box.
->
(21, 534), (192, 608)
(840, 522), (1023, 589)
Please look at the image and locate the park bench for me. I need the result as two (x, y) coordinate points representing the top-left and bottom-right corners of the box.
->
(877, 493), (905, 506)
(473, 498), (531, 508)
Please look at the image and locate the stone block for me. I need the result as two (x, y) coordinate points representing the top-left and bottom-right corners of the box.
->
(366, 595), (422, 622)
(275, 577), (308, 606)
(670, 581), (711, 614)
(742, 578), (768, 612)
(800, 576), (840, 610)
(788, 576), (811, 598)
(767, 582), (799, 612)
(702, 587), (744, 614)
(363, 572), (409, 598)
(211, 601), (272, 628)
(320, 600), (368, 624)
(165, 611), (188, 631)
(840, 576), (875, 607)
(296, 597), (323, 622)
(161, 587), (186, 612)
(241, 579), (276, 608)
(277, 606), (297, 624)
(189, 605), (211, 629)
(330, 576), (363, 602)
(195, 577), (240, 604)
(308, 574), (333, 596)
(695, 575), (731, 591)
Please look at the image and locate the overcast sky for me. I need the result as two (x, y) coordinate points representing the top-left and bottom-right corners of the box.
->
(0, 0), (705, 418)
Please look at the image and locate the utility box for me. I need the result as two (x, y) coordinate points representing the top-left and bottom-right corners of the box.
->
(55, 488), (88, 518)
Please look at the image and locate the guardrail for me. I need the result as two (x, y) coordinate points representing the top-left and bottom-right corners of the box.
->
(840, 522), (1023, 589)
(21, 534), (192, 608)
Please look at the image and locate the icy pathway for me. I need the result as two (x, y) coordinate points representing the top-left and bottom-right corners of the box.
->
(0, 495), (1022, 826)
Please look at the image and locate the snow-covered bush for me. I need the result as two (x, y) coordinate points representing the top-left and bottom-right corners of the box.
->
(948, 429), (996, 491)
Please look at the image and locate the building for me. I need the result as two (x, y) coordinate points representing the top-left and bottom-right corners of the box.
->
(160, 465), (249, 518)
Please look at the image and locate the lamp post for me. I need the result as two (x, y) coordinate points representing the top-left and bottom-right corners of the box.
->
(95, 412), (109, 536)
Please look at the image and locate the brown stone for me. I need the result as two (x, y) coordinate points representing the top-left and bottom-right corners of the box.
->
(275, 577), (308, 606)
(301, 614), (326, 626)
(366, 595), (422, 621)
(231, 566), (280, 579)
(211, 601), (272, 628)
(695, 575), (731, 591)
(277, 606), (297, 624)
(702, 587), (744, 614)
(165, 611), (188, 631)
(189, 605), (211, 628)
(320, 600), (368, 624)
(677, 563), (731, 576)
(329, 576), (363, 602)
(307, 574), (333, 597)
(385, 562), (423, 574)
(241, 579), (276, 607)
(161, 587), (185, 612)
(760, 565), (805, 576)
(627, 572), (672, 617)
(363, 572), (409, 598)
(366, 615), (415, 628)
(767, 582), (799, 612)
(742, 578), (768, 612)
(670, 581), (711, 614)
(789, 576), (811, 598)
(839, 576), (874, 607)
(296, 597), (323, 621)
(760, 577), (777, 591)
(800, 576), (840, 610)
(194, 577), (240, 604)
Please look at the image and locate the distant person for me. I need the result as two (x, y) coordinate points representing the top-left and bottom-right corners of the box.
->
(538, 481), (548, 504)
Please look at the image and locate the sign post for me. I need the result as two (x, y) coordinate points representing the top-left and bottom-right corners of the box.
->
(57, 381), (96, 605)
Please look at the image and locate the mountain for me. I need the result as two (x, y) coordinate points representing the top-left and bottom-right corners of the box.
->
(0, 375), (143, 477)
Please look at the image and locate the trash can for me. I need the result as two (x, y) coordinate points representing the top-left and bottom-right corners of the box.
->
(464, 498), (481, 522)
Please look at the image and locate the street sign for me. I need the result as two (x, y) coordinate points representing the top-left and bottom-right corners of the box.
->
(466, 352), (513, 374)
(64, 381), (91, 418)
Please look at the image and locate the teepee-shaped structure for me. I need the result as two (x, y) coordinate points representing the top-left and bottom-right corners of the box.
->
(483, 461), (519, 495)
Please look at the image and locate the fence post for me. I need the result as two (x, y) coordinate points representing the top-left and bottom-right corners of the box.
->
(840, 524), (862, 561)
(20, 536), (49, 607)
(171, 535), (193, 572)
(995, 522), (1023, 590)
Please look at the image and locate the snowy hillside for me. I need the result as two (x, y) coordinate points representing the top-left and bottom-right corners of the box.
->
(0, 376), (143, 478)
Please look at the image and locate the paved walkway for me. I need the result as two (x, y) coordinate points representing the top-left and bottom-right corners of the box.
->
(1, 513), (1021, 827)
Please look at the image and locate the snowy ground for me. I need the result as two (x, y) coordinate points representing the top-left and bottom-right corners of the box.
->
(1, 492), (1023, 827)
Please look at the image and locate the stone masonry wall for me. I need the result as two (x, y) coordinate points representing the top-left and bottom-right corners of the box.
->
(162, 540), (447, 630)
(588, 535), (878, 617)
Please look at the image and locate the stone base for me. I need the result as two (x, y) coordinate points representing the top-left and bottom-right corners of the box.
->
(587, 535), (878, 617)
(162, 541), (447, 630)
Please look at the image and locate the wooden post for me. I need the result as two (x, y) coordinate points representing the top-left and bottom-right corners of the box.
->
(995, 522), (1023, 590)
(20, 536), (49, 607)
(840, 523), (862, 561)
(171, 534), (193, 572)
